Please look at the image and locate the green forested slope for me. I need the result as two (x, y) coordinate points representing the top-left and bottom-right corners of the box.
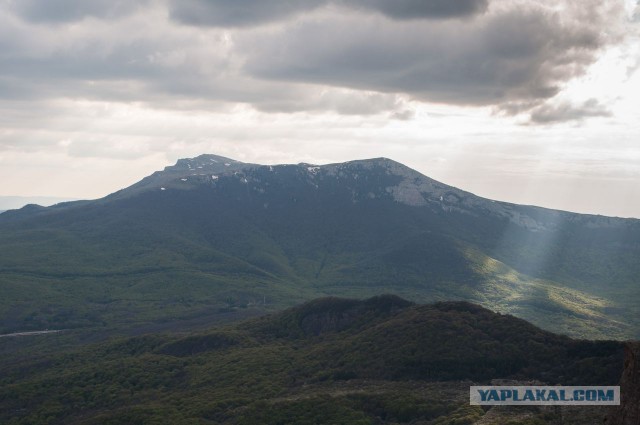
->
(0, 297), (624, 424)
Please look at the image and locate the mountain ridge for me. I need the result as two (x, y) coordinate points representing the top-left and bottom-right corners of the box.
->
(7, 154), (635, 229)
(0, 154), (638, 339)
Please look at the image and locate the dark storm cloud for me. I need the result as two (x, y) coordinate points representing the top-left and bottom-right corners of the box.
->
(168, 0), (321, 27)
(240, 3), (617, 110)
(347, 0), (489, 20)
(0, 4), (408, 117)
(6, 0), (148, 23)
(168, 0), (488, 27)
(529, 99), (611, 124)
(0, 8), (241, 103)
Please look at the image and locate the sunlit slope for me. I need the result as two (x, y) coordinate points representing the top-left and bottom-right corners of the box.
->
(306, 237), (630, 339)
(0, 155), (638, 338)
(459, 245), (630, 339)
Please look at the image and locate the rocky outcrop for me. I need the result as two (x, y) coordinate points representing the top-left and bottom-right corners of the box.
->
(606, 342), (640, 425)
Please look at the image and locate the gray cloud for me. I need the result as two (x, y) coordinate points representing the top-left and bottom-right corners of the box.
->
(168, 0), (322, 28)
(0, 0), (627, 123)
(6, 0), (149, 23)
(0, 9), (234, 100)
(528, 99), (612, 124)
(240, 2), (620, 111)
(346, 0), (488, 20)
(0, 6), (409, 117)
(168, 0), (488, 27)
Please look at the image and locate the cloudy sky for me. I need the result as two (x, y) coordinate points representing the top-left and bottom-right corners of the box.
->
(0, 0), (639, 217)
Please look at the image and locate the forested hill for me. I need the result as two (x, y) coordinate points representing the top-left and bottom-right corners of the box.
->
(0, 296), (624, 424)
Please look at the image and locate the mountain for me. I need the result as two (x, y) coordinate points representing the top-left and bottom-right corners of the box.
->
(0, 296), (624, 424)
(1, 154), (639, 338)
(0, 195), (78, 211)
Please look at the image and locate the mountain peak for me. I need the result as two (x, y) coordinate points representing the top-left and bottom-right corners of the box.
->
(43, 153), (639, 234)
(105, 153), (573, 231)
(172, 154), (244, 169)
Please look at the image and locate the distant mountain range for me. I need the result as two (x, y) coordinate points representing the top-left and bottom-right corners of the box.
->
(1, 154), (638, 338)
(0, 195), (78, 211)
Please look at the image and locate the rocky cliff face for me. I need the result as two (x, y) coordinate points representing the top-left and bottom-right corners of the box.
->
(606, 342), (640, 425)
